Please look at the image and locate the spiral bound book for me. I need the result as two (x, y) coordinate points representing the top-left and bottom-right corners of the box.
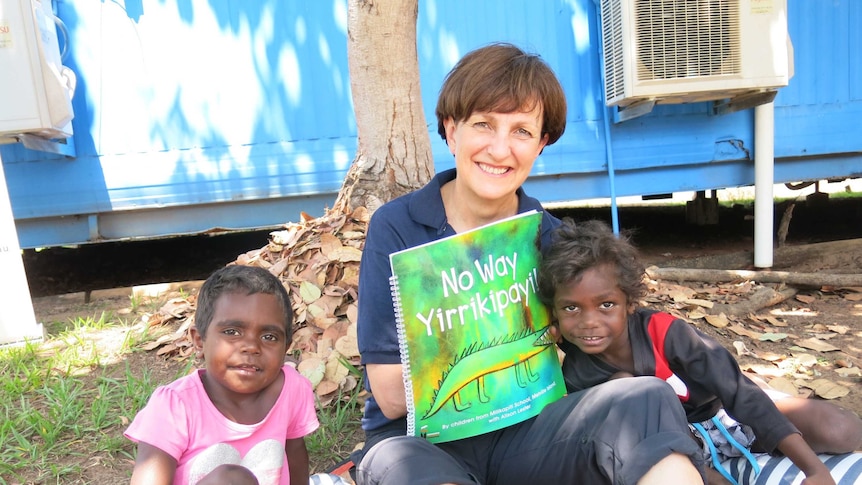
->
(388, 210), (565, 444)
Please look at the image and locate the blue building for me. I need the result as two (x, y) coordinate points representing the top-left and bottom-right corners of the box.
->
(1, 0), (860, 250)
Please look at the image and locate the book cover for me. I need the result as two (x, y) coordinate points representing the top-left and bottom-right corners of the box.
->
(389, 210), (565, 443)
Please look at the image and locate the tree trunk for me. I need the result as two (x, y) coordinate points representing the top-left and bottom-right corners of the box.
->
(333, 0), (433, 215)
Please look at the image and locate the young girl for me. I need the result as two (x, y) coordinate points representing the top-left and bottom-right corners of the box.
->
(125, 265), (319, 485)
(537, 218), (862, 485)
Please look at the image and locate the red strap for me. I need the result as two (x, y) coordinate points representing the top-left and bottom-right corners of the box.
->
(647, 312), (690, 401)
(647, 312), (676, 380)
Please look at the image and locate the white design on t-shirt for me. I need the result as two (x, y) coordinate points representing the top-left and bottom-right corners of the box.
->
(187, 439), (284, 484)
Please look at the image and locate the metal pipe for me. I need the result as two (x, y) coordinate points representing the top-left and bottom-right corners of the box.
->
(753, 102), (775, 268)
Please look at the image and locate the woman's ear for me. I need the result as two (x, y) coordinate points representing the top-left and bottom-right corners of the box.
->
(443, 117), (457, 154)
(537, 132), (549, 155)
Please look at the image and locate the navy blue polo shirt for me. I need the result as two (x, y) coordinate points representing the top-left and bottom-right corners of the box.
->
(356, 168), (561, 432)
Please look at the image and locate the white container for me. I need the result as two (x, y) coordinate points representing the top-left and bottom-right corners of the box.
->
(0, 0), (74, 141)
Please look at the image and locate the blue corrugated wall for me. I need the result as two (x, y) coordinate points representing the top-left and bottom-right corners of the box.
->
(1, 0), (860, 248)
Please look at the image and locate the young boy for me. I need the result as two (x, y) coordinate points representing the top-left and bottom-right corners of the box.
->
(125, 264), (319, 485)
(538, 219), (862, 485)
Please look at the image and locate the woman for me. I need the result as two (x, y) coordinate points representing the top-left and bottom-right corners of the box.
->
(352, 42), (705, 485)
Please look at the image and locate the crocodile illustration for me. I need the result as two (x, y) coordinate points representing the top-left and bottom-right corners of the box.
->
(422, 326), (556, 420)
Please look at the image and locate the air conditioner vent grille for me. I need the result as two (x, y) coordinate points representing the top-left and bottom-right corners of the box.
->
(602, 0), (626, 101)
(635, 0), (741, 81)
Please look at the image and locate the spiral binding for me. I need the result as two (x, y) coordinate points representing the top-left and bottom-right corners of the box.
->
(390, 275), (416, 437)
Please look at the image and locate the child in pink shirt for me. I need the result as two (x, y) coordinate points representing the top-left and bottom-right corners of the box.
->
(126, 265), (319, 485)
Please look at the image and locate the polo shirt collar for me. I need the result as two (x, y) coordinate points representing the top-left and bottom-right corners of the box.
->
(408, 168), (537, 234)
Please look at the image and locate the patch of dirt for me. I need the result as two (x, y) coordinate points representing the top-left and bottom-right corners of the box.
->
(23, 196), (862, 483)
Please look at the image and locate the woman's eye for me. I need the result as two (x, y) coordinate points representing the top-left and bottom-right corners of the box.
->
(600, 302), (615, 309)
(563, 305), (578, 313)
(473, 121), (490, 129)
(515, 128), (532, 137)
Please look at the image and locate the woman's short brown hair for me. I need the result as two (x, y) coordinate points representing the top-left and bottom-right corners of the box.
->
(435, 42), (567, 146)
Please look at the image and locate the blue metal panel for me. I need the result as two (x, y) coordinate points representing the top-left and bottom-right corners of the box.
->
(2, 0), (861, 249)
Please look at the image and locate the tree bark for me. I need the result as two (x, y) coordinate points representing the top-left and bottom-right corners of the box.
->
(333, 0), (433, 215)
(706, 286), (798, 317)
(646, 265), (862, 288)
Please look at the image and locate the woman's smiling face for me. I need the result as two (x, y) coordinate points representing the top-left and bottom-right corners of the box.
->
(443, 104), (548, 205)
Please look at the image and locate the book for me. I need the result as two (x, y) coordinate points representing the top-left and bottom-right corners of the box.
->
(389, 210), (565, 443)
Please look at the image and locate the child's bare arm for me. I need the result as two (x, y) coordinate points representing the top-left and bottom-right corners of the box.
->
(776, 433), (835, 485)
(130, 442), (177, 485)
(286, 437), (310, 484)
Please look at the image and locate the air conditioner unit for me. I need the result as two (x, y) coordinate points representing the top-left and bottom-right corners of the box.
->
(600, 0), (791, 109)
(0, 0), (75, 142)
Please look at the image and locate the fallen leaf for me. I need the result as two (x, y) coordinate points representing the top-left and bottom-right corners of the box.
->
(795, 294), (816, 304)
(728, 324), (762, 339)
(794, 338), (840, 353)
(297, 357), (326, 387)
(766, 377), (798, 396)
(320, 232), (343, 255)
(805, 379), (850, 400)
(682, 298), (714, 309)
(844, 293), (862, 302)
(335, 334), (360, 358)
(836, 367), (862, 377)
(331, 246), (363, 262)
(687, 309), (708, 320)
(733, 341), (753, 357)
(827, 325), (850, 335)
(705, 313), (729, 328)
(324, 354), (350, 384)
(753, 351), (786, 362)
(300, 281), (322, 303)
(765, 316), (788, 327)
(315, 379), (339, 396)
(792, 353), (819, 367)
(760, 332), (788, 342)
(739, 363), (785, 377)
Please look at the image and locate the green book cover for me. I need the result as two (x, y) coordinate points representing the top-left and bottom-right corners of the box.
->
(388, 210), (565, 443)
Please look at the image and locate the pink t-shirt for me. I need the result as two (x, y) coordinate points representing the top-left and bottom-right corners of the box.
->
(125, 364), (319, 485)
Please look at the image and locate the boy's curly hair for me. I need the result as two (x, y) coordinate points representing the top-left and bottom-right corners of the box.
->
(538, 218), (646, 307)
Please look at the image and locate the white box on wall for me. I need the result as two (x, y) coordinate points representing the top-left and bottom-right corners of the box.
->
(0, 0), (74, 141)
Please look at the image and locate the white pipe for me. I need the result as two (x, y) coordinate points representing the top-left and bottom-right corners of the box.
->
(754, 102), (775, 268)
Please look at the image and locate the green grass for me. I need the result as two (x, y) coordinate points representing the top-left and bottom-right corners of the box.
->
(0, 308), (364, 483)
(305, 360), (364, 472)
(0, 314), (169, 484)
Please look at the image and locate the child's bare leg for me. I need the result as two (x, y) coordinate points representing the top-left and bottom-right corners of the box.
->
(197, 464), (259, 485)
(774, 396), (862, 453)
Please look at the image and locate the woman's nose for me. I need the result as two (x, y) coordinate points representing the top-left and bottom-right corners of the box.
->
(486, 132), (511, 160)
